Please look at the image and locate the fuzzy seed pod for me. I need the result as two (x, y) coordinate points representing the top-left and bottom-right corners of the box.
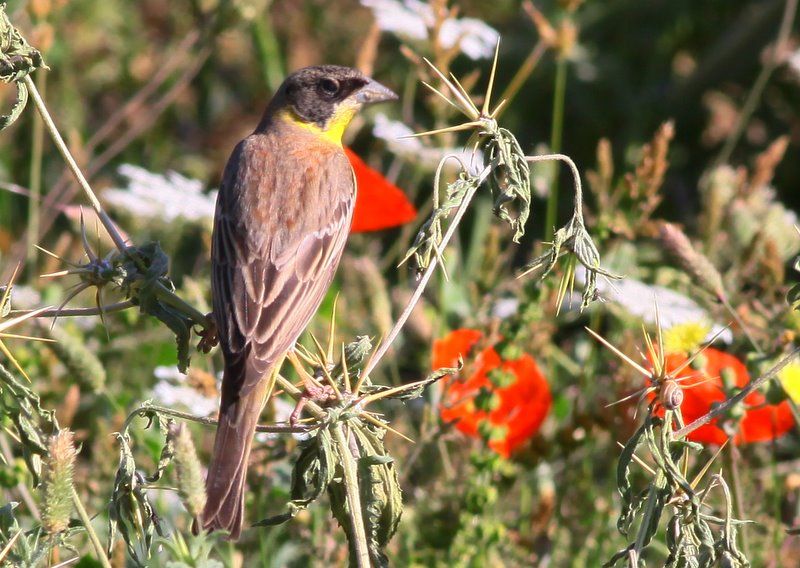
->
(659, 223), (727, 302)
(168, 423), (206, 521)
(700, 165), (737, 242)
(41, 429), (76, 534)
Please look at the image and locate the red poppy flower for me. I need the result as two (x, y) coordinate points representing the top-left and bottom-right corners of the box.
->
(432, 329), (552, 458)
(660, 348), (794, 445)
(345, 148), (417, 233)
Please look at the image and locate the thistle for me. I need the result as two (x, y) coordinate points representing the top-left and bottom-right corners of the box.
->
(402, 40), (616, 310)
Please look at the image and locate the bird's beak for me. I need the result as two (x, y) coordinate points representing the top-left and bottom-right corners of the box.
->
(355, 78), (398, 104)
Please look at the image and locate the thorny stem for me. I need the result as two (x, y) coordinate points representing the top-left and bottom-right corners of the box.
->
(364, 153), (584, 380)
(526, 153), (584, 217)
(725, 442), (750, 556)
(14, 280), (209, 330)
(714, 0), (798, 166)
(361, 165), (491, 379)
(27, 73), (45, 273)
(332, 423), (371, 568)
(155, 284), (212, 328)
(12, 300), (135, 319)
(0, 34), (210, 285)
(23, 74), (213, 330)
(70, 486), (112, 568)
(675, 346), (800, 439)
(122, 403), (316, 435)
(545, 56), (568, 241)
(23, 75), (127, 253)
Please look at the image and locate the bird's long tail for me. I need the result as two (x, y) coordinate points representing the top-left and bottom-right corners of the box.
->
(201, 364), (278, 539)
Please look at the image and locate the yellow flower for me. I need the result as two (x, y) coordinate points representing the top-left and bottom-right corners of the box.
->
(778, 361), (800, 403)
(664, 322), (711, 354)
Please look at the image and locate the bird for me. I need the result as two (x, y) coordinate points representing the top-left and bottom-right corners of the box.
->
(202, 65), (397, 538)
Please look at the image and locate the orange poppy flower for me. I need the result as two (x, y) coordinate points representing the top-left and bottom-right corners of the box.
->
(432, 329), (552, 458)
(345, 148), (417, 233)
(660, 348), (794, 445)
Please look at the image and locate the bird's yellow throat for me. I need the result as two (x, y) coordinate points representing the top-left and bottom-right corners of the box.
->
(280, 106), (357, 146)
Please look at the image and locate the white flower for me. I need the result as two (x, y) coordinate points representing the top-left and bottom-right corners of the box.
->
(575, 268), (732, 343)
(103, 164), (217, 226)
(362, 0), (428, 39)
(361, 0), (499, 60)
(438, 17), (499, 60)
(372, 113), (484, 174)
(492, 297), (519, 319)
(151, 365), (218, 417)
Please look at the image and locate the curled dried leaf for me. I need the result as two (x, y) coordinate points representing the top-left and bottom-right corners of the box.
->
(0, 4), (46, 129)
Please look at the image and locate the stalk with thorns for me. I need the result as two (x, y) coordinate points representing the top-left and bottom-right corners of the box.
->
(588, 307), (755, 567)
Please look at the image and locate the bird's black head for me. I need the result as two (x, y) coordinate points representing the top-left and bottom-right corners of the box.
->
(267, 65), (397, 140)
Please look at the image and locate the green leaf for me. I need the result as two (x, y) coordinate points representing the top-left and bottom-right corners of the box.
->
(487, 128), (531, 243)
(328, 420), (402, 568)
(254, 426), (337, 527)
(108, 433), (162, 566)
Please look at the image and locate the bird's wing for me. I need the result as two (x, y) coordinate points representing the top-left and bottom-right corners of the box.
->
(211, 137), (354, 397)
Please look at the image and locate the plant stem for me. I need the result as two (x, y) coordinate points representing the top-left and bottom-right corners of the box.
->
(720, 297), (763, 356)
(12, 300), (134, 319)
(122, 402), (316, 434)
(545, 56), (568, 241)
(526, 153), (584, 217)
(23, 75), (127, 253)
(332, 423), (371, 568)
(154, 283), (212, 328)
(70, 487), (112, 568)
(497, 40), (547, 116)
(714, 0), (798, 166)
(725, 442), (750, 556)
(361, 165), (491, 379)
(250, 13), (284, 92)
(22, 74), (213, 330)
(675, 346), (800, 439)
(27, 72), (46, 275)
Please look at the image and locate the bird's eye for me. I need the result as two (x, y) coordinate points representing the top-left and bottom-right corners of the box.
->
(319, 78), (340, 96)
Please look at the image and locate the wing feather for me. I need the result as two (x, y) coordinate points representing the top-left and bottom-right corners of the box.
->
(211, 133), (354, 397)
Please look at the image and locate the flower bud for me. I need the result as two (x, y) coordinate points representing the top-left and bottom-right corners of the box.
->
(720, 367), (737, 392)
(474, 387), (501, 412)
(487, 367), (516, 389)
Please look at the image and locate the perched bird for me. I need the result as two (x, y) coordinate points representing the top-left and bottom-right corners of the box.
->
(203, 65), (397, 538)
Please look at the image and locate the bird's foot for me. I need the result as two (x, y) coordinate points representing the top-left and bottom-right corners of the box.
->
(289, 380), (338, 426)
(196, 312), (218, 353)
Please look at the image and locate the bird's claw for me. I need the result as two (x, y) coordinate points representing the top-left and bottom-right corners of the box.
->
(289, 381), (337, 426)
(197, 312), (218, 353)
